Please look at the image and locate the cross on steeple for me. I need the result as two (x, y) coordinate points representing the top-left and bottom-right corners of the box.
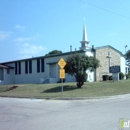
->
(107, 52), (112, 68)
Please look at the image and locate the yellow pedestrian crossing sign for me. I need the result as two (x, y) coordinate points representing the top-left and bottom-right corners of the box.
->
(58, 58), (66, 69)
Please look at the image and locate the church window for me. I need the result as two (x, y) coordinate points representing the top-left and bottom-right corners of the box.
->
(7, 69), (10, 74)
(41, 58), (44, 72)
(15, 62), (17, 75)
(18, 62), (21, 74)
(29, 60), (32, 73)
(25, 61), (28, 74)
(37, 59), (40, 73)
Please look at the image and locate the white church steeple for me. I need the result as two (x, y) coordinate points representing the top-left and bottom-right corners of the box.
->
(80, 24), (90, 50)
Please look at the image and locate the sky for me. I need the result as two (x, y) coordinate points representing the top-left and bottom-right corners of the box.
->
(0, 0), (130, 62)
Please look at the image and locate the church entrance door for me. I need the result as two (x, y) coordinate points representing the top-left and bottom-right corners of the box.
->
(49, 64), (56, 78)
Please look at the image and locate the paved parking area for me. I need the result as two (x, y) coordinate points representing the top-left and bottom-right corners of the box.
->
(0, 97), (130, 130)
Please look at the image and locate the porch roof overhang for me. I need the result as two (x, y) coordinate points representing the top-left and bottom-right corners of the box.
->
(0, 64), (14, 69)
(46, 61), (58, 65)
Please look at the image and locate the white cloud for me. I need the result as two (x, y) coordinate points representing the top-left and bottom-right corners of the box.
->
(0, 31), (12, 41)
(16, 43), (47, 58)
(15, 25), (26, 31)
(13, 37), (31, 42)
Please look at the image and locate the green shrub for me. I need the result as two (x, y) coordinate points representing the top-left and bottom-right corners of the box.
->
(119, 72), (125, 80)
(126, 72), (130, 79)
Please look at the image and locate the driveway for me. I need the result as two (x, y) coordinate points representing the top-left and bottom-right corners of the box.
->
(0, 97), (130, 130)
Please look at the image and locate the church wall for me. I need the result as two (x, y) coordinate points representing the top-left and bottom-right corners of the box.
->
(86, 70), (94, 82)
(45, 56), (60, 83)
(0, 52), (85, 85)
(45, 53), (83, 83)
(14, 59), (47, 84)
(0, 63), (15, 85)
(120, 56), (126, 74)
(95, 47), (121, 81)
(2, 69), (15, 85)
(85, 50), (94, 57)
(85, 50), (95, 82)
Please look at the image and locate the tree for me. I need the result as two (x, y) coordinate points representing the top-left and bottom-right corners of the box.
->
(65, 54), (100, 88)
(45, 50), (62, 56)
(125, 50), (130, 66)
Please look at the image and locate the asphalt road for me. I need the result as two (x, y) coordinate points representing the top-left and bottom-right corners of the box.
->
(0, 97), (130, 130)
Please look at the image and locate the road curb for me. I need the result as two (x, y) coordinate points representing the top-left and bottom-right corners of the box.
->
(0, 93), (130, 101)
(51, 93), (130, 100)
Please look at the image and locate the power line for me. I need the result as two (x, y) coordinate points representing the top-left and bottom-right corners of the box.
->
(79, 0), (130, 19)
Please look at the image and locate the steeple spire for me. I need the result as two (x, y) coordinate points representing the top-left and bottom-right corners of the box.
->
(80, 24), (90, 50)
(83, 24), (88, 41)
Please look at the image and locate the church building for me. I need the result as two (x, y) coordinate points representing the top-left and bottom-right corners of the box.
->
(0, 25), (128, 85)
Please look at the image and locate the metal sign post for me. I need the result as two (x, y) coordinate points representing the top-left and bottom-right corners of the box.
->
(59, 69), (65, 97)
(61, 78), (63, 97)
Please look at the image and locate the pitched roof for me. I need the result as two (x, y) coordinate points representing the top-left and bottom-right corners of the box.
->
(0, 50), (85, 64)
(0, 64), (14, 69)
(95, 45), (124, 57)
(0, 45), (124, 65)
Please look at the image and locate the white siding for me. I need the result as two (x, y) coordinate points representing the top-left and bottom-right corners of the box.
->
(85, 50), (95, 82)
(15, 60), (46, 84)
(85, 50), (94, 57)
(65, 74), (76, 82)
(120, 56), (126, 74)
(86, 70), (94, 82)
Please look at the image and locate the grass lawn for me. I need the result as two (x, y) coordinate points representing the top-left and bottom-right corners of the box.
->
(0, 80), (130, 99)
